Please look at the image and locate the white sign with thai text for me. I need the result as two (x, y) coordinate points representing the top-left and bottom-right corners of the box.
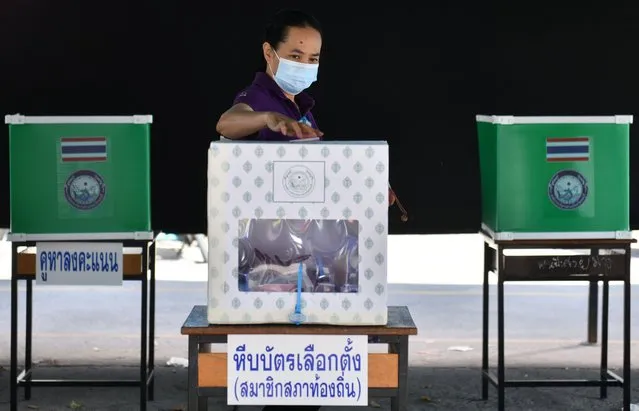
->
(35, 242), (123, 286)
(227, 334), (368, 406)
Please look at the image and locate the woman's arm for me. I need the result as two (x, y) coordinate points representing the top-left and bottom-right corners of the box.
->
(216, 103), (323, 139)
(215, 103), (270, 139)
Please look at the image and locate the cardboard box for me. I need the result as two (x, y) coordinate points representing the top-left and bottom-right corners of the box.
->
(207, 140), (389, 325)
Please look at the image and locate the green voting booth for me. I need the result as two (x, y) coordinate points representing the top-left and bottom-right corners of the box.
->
(5, 114), (153, 239)
(476, 115), (632, 240)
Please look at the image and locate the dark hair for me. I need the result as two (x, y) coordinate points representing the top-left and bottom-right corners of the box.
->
(264, 9), (322, 51)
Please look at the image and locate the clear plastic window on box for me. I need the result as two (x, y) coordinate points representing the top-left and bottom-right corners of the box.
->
(237, 219), (360, 293)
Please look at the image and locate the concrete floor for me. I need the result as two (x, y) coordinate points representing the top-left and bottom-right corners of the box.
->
(1, 366), (639, 410)
(0, 235), (638, 410)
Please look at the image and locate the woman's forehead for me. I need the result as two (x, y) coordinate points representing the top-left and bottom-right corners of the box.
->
(281, 27), (322, 52)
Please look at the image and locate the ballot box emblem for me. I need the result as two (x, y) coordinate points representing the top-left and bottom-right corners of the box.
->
(548, 169), (588, 210)
(64, 169), (106, 210)
(282, 164), (316, 198)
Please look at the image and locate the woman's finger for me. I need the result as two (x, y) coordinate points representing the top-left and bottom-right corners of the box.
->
(300, 124), (321, 138)
(289, 121), (305, 139)
(278, 122), (288, 135)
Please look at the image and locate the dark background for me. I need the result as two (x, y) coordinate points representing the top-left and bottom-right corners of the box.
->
(0, 2), (636, 234)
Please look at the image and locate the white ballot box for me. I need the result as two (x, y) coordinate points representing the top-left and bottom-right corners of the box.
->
(207, 140), (389, 325)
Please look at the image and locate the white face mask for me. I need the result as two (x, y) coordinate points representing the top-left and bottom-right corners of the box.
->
(269, 50), (319, 95)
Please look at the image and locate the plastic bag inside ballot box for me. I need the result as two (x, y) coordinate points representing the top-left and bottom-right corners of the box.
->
(237, 218), (360, 293)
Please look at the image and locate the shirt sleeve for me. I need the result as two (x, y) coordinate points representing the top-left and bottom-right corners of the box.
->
(233, 88), (268, 112)
(304, 111), (319, 129)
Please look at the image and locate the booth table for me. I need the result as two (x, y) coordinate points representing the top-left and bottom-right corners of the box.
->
(480, 232), (633, 411)
(9, 237), (157, 411)
(181, 305), (418, 411)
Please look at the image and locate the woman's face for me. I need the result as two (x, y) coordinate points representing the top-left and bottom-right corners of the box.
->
(264, 26), (322, 75)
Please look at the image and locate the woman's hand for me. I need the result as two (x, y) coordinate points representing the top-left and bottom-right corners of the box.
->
(388, 187), (397, 206)
(388, 185), (408, 221)
(266, 112), (324, 139)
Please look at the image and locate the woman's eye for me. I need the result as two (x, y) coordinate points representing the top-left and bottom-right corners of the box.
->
(309, 58), (319, 63)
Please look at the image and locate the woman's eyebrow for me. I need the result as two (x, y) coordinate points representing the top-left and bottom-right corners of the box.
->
(290, 48), (320, 56)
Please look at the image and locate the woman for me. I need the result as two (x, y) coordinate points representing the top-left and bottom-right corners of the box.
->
(215, 9), (402, 411)
(216, 9), (324, 141)
(218, 9), (334, 411)
(218, 12), (331, 411)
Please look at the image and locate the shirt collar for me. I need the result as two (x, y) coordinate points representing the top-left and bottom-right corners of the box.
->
(252, 72), (316, 115)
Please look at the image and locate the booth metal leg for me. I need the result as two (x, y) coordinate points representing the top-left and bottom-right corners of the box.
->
(10, 243), (18, 411)
(148, 241), (156, 400)
(481, 241), (490, 400)
(623, 245), (632, 411)
(599, 279), (609, 399)
(496, 247), (505, 411)
(140, 251), (149, 411)
(587, 281), (598, 344)
(587, 247), (599, 345)
(25, 279), (33, 400)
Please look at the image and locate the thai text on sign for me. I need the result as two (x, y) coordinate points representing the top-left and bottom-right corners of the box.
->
(36, 242), (123, 286)
(227, 334), (368, 406)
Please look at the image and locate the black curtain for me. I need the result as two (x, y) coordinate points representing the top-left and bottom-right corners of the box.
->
(0, 1), (637, 234)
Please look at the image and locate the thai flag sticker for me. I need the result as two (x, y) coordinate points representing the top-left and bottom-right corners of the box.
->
(60, 137), (107, 162)
(546, 137), (590, 162)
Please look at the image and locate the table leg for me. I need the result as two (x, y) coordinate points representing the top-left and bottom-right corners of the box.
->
(10, 243), (18, 411)
(481, 241), (490, 400)
(148, 241), (156, 400)
(140, 258), (148, 411)
(600, 279), (609, 399)
(390, 336), (409, 411)
(587, 249), (599, 344)
(497, 247), (505, 411)
(587, 281), (599, 344)
(188, 337), (207, 411)
(25, 279), (33, 400)
(623, 245), (631, 411)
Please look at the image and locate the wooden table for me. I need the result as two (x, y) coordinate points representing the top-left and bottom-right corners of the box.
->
(480, 232), (633, 411)
(181, 305), (418, 410)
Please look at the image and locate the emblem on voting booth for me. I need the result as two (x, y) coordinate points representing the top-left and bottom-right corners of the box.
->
(548, 169), (588, 210)
(64, 170), (107, 210)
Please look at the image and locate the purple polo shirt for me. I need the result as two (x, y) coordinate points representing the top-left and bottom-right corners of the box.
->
(232, 72), (319, 141)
